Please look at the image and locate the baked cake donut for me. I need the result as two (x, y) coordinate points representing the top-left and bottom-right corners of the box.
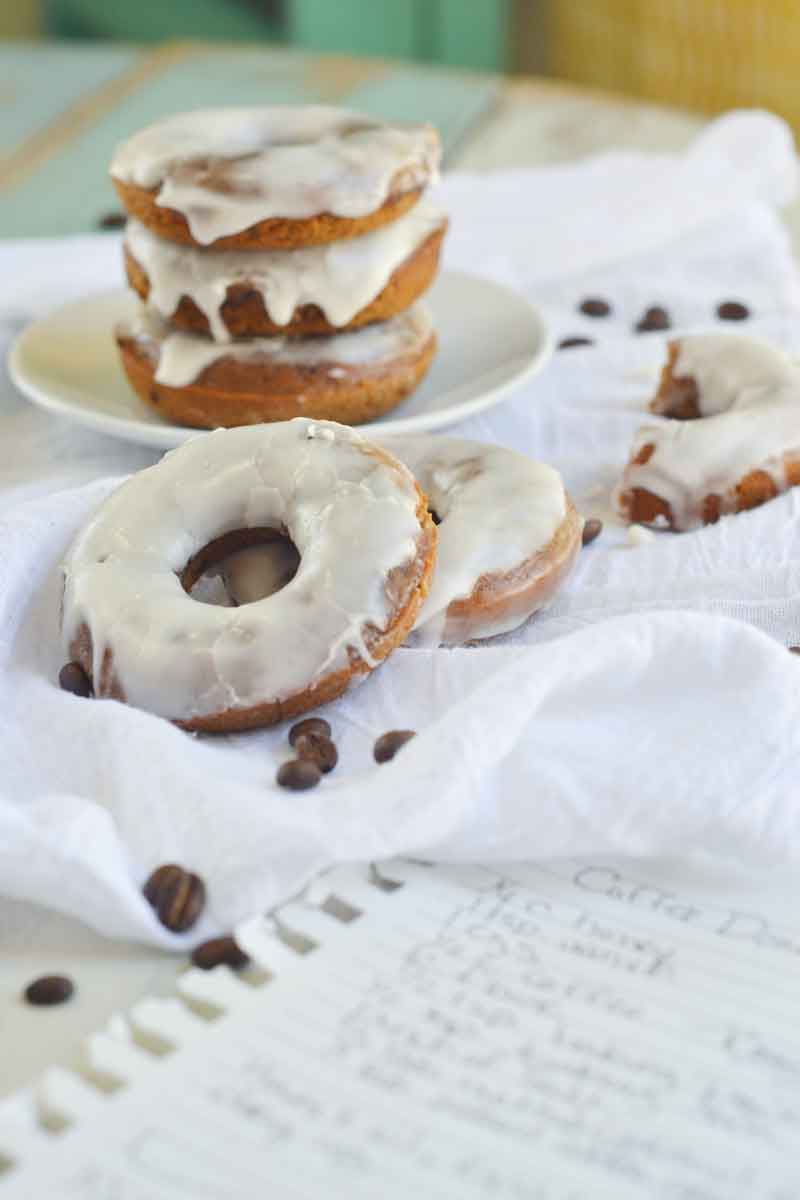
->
(386, 436), (582, 642)
(61, 419), (437, 732)
(116, 305), (436, 428)
(222, 436), (582, 644)
(123, 202), (447, 340)
(617, 333), (800, 531)
(110, 107), (441, 250)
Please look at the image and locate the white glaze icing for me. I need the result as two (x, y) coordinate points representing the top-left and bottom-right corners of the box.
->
(110, 106), (440, 244)
(618, 333), (800, 530)
(125, 204), (446, 343)
(626, 524), (656, 546)
(670, 333), (797, 415)
(120, 303), (434, 388)
(61, 419), (424, 722)
(383, 435), (569, 643)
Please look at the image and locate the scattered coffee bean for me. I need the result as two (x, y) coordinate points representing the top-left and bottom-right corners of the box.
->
(288, 717), (331, 746)
(635, 306), (671, 333)
(295, 732), (338, 774)
(97, 211), (126, 230)
(58, 661), (93, 698)
(191, 935), (250, 971)
(277, 759), (322, 790)
(24, 975), (74, 1006)
(582, 518), (603, 546)
(579, 297), (612, 318)
(717, 300), (750, 321)
(143, 864), (206, 933)
(374, 729), (416, 764)
(558, 336), (594, 350)
(789, 646), (800, 655)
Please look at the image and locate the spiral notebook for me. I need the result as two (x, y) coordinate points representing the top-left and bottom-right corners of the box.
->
(1, 856), (799, 1198)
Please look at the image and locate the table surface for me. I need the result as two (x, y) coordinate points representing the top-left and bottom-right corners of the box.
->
(0, 41), (760, 1102)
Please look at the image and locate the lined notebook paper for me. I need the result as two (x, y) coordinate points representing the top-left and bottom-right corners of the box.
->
(2, 857), (799, 1197)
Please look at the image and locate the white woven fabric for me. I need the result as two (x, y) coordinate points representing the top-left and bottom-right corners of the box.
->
(2, 111), (800, 948)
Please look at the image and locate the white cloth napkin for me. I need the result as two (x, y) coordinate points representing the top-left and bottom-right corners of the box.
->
(3, 110), (800, 949)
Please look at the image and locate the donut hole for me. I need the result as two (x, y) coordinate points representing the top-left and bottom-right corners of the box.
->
(180, 527), (300, 608)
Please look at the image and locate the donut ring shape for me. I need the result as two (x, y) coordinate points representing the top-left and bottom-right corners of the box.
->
(617, 334), (800, 531)
(110, 106), (441, 250)
(223, 435), (583, 644)
(62, 419), (437, 731)
(386, 436), (582, 642)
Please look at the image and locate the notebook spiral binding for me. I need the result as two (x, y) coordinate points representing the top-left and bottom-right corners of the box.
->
(0, 859), (428, 1178)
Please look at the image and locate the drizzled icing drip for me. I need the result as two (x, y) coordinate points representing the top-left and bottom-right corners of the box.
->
(617, 333), (800, 530)
(61, 419), (424, 722)
(125, 202), (446, 342)
(110, 106), (441, 244)
(119, 304), (434, 387)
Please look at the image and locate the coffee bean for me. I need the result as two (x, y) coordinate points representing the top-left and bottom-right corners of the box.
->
(143, 864), (206, 933)
(58, 661), (93, 698)
(24, 975), (74, 1006)
(558, 336), (594, 350)
(97, 211), (126, 230)
(191, 935), (250, 971)
(789, 646), (800, 655)
(295, 732), (338, 774)
(635, 306), (671, 333)
(582, 518), (603, 546)
(374, 729), (416, 764)
(717, 300), (750, 321)
(288, 717), (331, 746)
(579, 297), (612, 317)
(277, 759), (321, 790)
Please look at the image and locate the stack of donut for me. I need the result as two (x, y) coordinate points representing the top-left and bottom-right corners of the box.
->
(110, 106), (446, 429)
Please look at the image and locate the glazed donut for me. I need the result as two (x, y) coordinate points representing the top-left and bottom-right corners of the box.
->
(116, 304), (436, 429)
(617, 334), (800, 530)
(222, 436), (582, 644)
(61, 419), (437, 732)
(110, 107), (441, 250)
(386, 436), (582, 643)
(123, 204), (448, 341)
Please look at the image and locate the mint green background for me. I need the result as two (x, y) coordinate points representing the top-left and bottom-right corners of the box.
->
(0, 44), (499, 237)
(48, 0), (512, 70)
(0, 42), (138, 154)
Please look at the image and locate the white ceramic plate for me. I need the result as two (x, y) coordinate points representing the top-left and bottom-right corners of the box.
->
(8, 270), (551, 451)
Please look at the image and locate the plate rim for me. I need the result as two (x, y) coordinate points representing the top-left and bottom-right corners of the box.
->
(7, 270), (553, 450)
